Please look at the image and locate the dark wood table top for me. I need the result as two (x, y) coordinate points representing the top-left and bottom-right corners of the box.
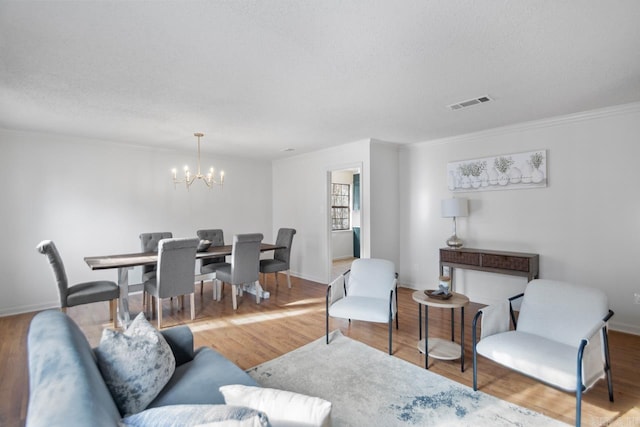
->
(84, 243), (284, 270)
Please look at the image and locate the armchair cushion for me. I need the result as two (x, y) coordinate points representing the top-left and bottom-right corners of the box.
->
(476, 331), (604, 392)
(95, 313), (175, 415)
(517, 280), (608, 347)
(329, 296), (391, 323)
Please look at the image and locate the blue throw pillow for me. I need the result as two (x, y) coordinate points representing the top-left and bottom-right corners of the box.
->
(120, 404), (270, 427)
(96, 313), (176, 416)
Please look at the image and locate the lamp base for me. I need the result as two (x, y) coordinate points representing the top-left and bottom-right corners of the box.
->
(446, 234), (464, 248)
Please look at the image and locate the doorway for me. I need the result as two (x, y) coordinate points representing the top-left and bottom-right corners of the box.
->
(327, 165), (363, 280)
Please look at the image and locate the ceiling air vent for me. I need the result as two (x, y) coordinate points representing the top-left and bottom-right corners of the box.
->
(447, 95), (493, 111)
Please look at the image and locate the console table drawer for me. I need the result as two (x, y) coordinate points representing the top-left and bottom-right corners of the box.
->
(440, 250), (480, 266)
(481, 254), (530, 272)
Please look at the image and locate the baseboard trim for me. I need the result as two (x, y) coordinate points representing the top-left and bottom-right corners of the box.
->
(0, 301), (58, 318)
(609, 321), (640, 336)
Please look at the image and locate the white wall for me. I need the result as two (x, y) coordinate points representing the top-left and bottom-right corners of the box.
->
(399, 103), (640, 334)
(0, 128), (272, 316)
(272, 140), (370, 283)
(370, 141), (400, 268)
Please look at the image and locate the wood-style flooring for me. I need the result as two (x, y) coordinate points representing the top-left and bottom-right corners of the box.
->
(1, 274), (639, 427)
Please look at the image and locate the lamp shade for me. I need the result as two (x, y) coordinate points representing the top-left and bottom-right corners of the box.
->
(441, 198), (468, 218)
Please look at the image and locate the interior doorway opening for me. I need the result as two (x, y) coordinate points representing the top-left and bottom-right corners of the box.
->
(328, 166), (362, 280)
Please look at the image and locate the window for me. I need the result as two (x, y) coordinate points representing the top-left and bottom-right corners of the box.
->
(331, 183), (350, 230)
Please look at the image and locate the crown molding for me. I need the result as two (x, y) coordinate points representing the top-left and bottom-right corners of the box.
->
(405, 101), (640, 149)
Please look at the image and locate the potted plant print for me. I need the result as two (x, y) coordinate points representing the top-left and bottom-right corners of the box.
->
(529, 152), (545, 183)
(494, 156), (514, 186)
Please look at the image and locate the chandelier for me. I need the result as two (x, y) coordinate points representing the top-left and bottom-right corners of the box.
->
(171, 132), (224, 190)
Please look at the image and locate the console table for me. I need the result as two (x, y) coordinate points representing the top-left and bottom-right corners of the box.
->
(439, 248), (539, 290)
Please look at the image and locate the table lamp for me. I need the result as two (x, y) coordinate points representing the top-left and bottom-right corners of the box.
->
(441, 198), (469, 248)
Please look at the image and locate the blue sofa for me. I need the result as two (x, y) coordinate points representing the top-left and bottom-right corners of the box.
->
(26, 310), (259, 427)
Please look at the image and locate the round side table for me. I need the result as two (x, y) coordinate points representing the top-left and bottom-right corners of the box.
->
(412, 290), (469, 371)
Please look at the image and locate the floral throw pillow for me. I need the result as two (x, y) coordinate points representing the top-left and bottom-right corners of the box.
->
(96, 312), (176, 416)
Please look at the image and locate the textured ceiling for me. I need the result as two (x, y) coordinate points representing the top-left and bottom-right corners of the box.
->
(1, 1), (640, 159)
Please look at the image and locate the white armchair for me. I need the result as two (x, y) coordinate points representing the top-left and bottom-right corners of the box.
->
(472, 279), (614, 427)
(326, 258), (398, 355)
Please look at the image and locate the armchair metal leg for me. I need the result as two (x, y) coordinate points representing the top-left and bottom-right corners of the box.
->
(388, 318), (392, 355)
(472, 310), (482, 391)
(326, 287), (330, 345)
(286, 270), (292, 288)
(602, 325), (615, 402)
(190, 293), (195, 320)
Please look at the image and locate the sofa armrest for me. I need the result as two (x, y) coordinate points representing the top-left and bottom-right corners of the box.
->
(161, 326), (194, 366)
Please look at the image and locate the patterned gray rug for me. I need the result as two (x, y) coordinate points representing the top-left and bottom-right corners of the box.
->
(247, 330), (568, 426)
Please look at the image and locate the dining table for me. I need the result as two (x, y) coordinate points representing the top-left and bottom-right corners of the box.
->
(84, 243), (284, 327)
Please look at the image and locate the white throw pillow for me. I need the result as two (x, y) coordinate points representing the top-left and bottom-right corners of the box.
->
(220, 384), (332, 427)
(96, 312), (176, 416)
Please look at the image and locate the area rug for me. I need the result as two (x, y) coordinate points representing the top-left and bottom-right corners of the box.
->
(247, 330), (568, 426)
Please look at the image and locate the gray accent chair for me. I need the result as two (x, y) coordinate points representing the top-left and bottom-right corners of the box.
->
(36, 240), (119, 327)
(259, 228), (296, 290)
(144, 237), (199, 328)
(139, 232), (173, 282)
(215, 233), (263, 310)
(196, 229), (229, 294)
(326, 258), (399, 355)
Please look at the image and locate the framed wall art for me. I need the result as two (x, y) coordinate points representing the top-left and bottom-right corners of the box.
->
(447, 150), (547, 192)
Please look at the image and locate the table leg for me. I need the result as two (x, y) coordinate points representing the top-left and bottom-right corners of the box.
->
(450, 307), (455, 341)
(461, 306), (466, 372)
(425, 305), (429, 369)
(418, 303), (422, 341)
(117, 267), (132, 328)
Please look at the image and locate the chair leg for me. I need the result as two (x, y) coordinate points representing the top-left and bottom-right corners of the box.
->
(232, 284), (238, 310)
(190, 293), (195, 320)
(200, 280), (204, 295)
(261, 273), (267, 292)
(286, 270), (292, 288)
(255, 281), (261, 304)
(602, 326), (615, 402)
(388, 318), (393, 355)
(275, 272), (279, 288)
(157, 297), (162, 329)
(180, 295), (185, 310)
(110, 299), (117, 328)
(61, 306), (67, 314)
(326, 291), (330, 345)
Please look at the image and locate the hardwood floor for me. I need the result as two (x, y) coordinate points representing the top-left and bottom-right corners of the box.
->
(2, 275), (639, 427)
